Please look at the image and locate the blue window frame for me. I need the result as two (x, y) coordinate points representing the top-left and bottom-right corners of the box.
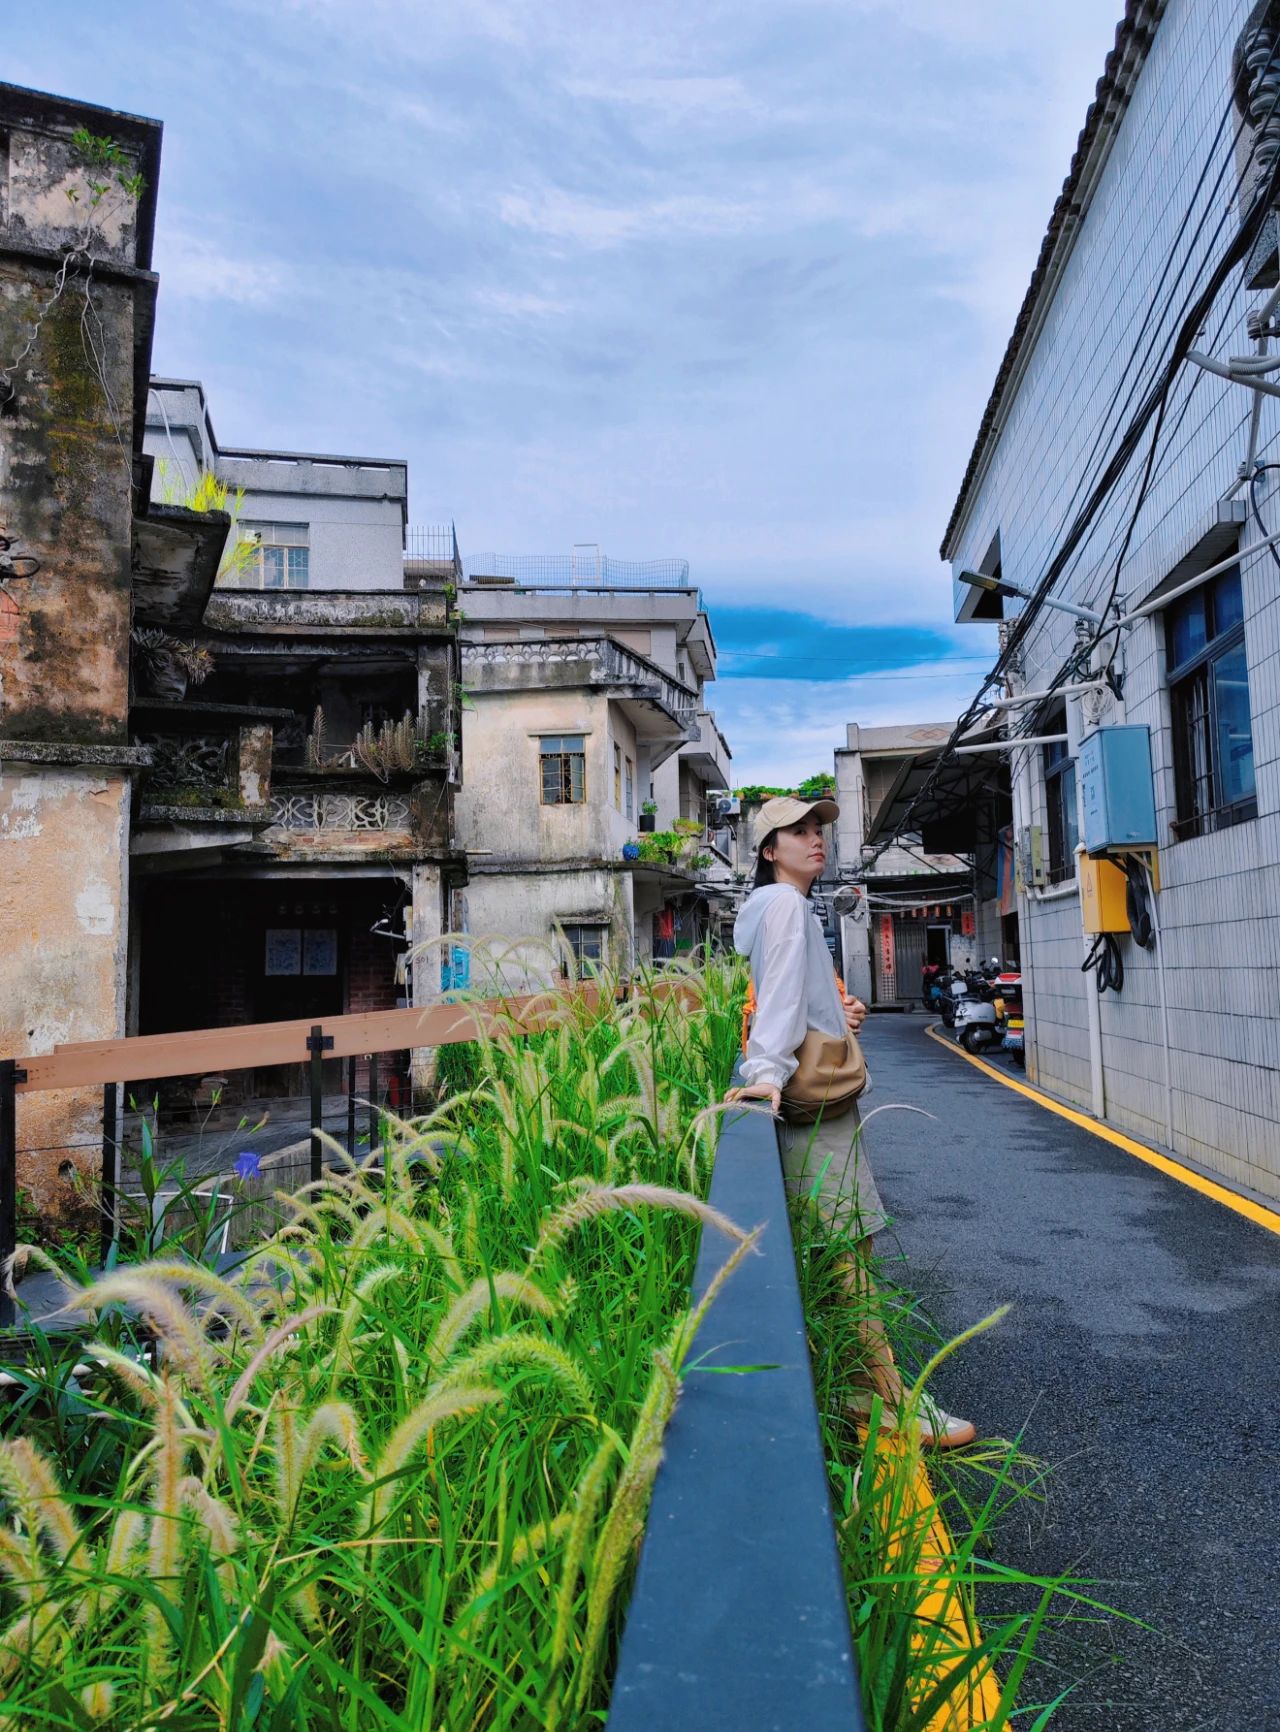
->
(1165, 568), (1255, 839)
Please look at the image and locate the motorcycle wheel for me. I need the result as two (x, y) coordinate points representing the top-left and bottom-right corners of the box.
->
(941, 1007), (956, 1028)
(960, 1026), (991, 1054)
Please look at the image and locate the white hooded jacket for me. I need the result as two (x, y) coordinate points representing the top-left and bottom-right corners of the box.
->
(733, 883), (847, 1090)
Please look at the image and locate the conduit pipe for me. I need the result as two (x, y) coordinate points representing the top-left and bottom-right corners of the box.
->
(1118, 524), (1280, 623)
(1146, 858), (1175, 1151)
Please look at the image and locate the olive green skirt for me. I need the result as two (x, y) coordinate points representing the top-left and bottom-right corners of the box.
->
(777, 1102), (887, 1239)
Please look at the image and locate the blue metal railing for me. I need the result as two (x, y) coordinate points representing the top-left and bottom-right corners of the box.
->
(608, 1085), (865, 1728)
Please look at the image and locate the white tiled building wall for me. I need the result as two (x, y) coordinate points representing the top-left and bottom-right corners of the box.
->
(949, 0), (1280, 1199)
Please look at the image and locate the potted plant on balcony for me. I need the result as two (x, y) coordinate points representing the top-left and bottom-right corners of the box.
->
(621, 840), (641, 862)
(639, 799), (658, 833)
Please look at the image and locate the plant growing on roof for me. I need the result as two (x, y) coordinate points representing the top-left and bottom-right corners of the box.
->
(0, 129), (146, 454)
(353, 711), (434, 780)
(153, 459), (260, 587)
(305, 705), (326, 768)
(131, 628), (214, 700)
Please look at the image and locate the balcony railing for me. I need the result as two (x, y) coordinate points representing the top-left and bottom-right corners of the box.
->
(269, 792), (412, 832)
(461, 636), (697, 735)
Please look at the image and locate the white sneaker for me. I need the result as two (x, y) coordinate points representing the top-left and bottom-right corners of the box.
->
(845, 1388), (976, 1449)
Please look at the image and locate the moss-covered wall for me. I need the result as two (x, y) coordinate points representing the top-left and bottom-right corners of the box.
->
(0, 249), (135, 743)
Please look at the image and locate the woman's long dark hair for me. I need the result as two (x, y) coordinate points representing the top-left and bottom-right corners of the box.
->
(753, 829), (779, 888)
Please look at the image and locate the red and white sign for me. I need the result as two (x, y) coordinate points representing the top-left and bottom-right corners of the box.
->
(878, 914), (896, 988)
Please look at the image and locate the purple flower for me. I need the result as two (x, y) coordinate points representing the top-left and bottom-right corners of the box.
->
(234, 1150), (261, 1181)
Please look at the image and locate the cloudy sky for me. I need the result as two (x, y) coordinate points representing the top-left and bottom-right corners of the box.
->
(15, 1), (1121, 782)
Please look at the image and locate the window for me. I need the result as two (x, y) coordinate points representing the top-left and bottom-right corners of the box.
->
(614, 742), (623, 810)
(540, 735), (586, 805)
(239, 522), (309, 589)
(625, 756), (635, 820)
(1166, 567), (1256, 838)
(560, 924), (605, 973)
(1042, 719), (1078, 885)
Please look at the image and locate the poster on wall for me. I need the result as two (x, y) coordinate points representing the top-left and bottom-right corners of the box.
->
(878, 914), (896, 991)
(264, 928), (302, 976)
(303, 928), (339, 976)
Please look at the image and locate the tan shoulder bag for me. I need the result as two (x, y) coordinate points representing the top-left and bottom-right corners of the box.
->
(780, 1028), (868, 1124)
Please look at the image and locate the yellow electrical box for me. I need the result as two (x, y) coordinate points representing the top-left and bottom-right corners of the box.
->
(1079, 852), (1129, 934)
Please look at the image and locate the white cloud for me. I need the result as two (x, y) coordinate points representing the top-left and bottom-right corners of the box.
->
(711, 661), (998, 787)
(154, 229), (289, 307)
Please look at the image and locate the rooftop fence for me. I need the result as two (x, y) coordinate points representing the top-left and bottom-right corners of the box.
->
(461, 549), (692, 589)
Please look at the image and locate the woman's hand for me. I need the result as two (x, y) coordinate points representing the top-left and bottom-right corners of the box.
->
(724, 1080), (782, 1115)
(840, 989), (868, 1033)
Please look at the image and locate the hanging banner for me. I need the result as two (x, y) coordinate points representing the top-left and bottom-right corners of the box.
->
(996, 824), (1017, 916)
(961, 908), (975, 937)
(878, 914), (896, 991)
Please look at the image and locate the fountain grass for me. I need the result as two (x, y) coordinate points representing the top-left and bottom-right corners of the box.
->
(0, 958), (747, 1731)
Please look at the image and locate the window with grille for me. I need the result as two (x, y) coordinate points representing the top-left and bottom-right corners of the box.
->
(560, 924), (605, 973)
(625, 756), (635, 820)
(239, 522), (310, 589)
(1042, 712), (1078, 885)
(1166, 567), (1256, 839)
(539, 735), (586, 805)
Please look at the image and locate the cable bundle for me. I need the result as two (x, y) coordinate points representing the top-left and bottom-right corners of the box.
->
(1082, 933), (1125, 995)
(1122, 855), (1156, 950)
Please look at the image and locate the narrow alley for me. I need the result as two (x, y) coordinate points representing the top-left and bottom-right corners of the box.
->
(862, 1012), (1280, 1731)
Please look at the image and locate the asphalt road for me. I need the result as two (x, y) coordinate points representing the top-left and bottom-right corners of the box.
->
(859, 1012), (1280, 1732)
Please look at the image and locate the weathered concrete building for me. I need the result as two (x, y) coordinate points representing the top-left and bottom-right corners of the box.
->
(0, 81), (463, 1225)
(453, 566), (735, 976)
(0, 86), (166, 1209)
(137, 381), (462, 1096)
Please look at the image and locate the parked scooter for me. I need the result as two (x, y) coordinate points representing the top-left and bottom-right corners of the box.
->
(953, 965), (998, 1052)
(921, 961), (948, 1016)
(993, 971), (1025, 1068)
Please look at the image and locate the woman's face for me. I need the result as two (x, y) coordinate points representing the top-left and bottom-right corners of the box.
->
(764, 814), (827, 886)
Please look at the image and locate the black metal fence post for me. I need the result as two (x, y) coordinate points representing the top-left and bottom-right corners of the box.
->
(346, 1056), (357, 1158)
(367, 1053), (379, 1157)
(101, 1081), (120, 1267)
(0, 1060), (26, 1330)
(307, 1026), (333, 1184)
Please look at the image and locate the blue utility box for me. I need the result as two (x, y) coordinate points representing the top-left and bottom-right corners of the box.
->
(1079, 725), (1157, 852)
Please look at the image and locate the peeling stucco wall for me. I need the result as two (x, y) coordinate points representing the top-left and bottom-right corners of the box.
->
(456, 686), (614, 862)
(0, 769), (130, 1208)
(465, 866), (634, 988)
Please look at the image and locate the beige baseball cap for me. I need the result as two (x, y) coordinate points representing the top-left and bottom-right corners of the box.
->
(756, 793), (840, 832)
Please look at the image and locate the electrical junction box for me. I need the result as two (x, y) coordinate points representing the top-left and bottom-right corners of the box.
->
(1078, 851), (1129, 934)
(1079, 725), (1158, 853)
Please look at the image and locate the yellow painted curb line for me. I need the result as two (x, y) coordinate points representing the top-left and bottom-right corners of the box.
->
(869, 1433), (1002, 1729)
(923, 1024), (1280, 1238)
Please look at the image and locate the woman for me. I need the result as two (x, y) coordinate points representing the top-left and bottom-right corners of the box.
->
(725, 794), (975, 1448)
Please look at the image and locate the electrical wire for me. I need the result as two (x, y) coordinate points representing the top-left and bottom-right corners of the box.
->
(1248, 459), (1280, 571)
(1122, 854), (1155, 950)
(1081, 933), (1124, 994)
(873, 26), (1280, 860)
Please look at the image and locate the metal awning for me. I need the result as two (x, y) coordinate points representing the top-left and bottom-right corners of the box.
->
(865, 731), (1007, 854)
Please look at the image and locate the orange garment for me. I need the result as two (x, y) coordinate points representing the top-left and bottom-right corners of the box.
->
(741, 974), (847, 1055)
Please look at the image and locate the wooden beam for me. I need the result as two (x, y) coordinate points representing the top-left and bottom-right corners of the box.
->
(15, 990), (591, 1094)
